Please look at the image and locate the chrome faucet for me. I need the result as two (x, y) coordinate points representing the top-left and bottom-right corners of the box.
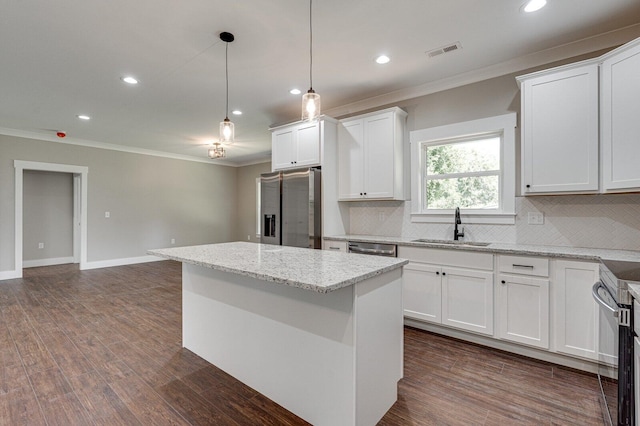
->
(454, 207), (465, 241)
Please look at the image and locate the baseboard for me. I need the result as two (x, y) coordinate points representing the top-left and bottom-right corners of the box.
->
(23, 256), (75, 268)
(81, 255), (164, 270)
(0, 270), (21, 281)
(404, 318), (606, 376)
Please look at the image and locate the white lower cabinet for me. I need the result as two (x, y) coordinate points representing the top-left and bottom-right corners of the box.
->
(553, 260), (600, 361)
(400, 246), (615, 372)
(496, 273), (549, 349)
(403, 263), (442, 323)
(634, 336), (640, 426)
(441, 267), (494, 336)
(323, 239), (347, 253)
(399, 246), (494, 336)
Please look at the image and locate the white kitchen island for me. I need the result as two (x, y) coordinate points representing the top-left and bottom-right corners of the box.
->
(149, 241), (408, 426)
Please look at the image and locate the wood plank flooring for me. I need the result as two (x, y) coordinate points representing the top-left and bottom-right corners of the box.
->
(0, 261), (606, 425)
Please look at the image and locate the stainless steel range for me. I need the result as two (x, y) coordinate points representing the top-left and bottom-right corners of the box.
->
(594, 260), (640, 426)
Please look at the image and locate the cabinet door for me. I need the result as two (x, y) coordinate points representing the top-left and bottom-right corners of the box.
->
(634, 336), (640, 425)
(553, 260), (599, 360)
(295, 121), (320, 167)
(521, 64), (599, 194)
(272, 128), (295, 170)
(602, 40), (640, 191)
(441, 267), (494, 336)
(338, 119), (365, 199)
(497, 274), (549, 349)
(402, 262), (442, 323)
(364, 112), (395, 199)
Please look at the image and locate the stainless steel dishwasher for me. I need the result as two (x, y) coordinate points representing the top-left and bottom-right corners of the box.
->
(348, 241), (397, 257)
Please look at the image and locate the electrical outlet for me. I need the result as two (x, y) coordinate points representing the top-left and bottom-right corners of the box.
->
(247, 235), (251, 241)
(38, 242), (44, 249)
(170, 238), (175, 245)
(105, 211), (110, 218)
(527, 212), (544, 225)
(378, 212), (386, 222)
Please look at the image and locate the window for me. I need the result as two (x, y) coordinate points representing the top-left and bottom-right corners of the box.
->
(410, 113), (516, 224)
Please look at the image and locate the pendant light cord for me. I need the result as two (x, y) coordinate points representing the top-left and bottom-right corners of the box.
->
(225, 41), (229, 119)
(309, 0), (313, 90)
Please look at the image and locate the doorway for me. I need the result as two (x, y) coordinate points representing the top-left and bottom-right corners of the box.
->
(13, 160), (88, 278)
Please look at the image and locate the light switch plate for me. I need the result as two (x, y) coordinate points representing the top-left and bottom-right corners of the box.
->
(528, 212), (544, 225)
(105, 211), (110, 218)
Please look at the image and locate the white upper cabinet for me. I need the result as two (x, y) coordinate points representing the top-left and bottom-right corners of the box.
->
(517, 61), (599, 194)
(337, 107), (408, 201)
(601, 38), (640, 192)
(271, 118), (336, 171)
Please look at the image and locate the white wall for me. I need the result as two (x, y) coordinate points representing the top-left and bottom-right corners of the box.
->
(0, 134), (238, 274)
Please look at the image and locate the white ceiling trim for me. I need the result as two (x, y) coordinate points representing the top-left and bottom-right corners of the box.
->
(325, 23), (640, 118)
(0, 126), (237, 167)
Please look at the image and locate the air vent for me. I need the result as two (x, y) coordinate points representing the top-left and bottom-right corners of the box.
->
(426, 42), (463, 58)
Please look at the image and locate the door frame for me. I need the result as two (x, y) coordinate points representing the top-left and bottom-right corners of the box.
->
(14, 160), (88, 278)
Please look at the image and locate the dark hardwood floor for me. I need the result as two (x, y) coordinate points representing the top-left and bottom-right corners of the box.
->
(0, 261), (605, 425)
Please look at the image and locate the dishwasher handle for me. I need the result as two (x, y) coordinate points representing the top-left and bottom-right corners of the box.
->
(592, 282), (618, 318)
(349, 246), (395, 256)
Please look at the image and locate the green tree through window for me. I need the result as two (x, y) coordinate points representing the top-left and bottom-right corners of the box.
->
(424, 136), (501, 210)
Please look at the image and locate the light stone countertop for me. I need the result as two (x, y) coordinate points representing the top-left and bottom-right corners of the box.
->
(325, 235), (640, 263)
(148, 241), (408, 294)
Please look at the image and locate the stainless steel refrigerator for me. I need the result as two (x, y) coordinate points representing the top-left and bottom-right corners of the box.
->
(260, 168), (321, 249)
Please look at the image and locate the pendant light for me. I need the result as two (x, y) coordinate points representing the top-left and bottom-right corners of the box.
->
(301, 0), (320, 121)
(219, 32), (235, 143)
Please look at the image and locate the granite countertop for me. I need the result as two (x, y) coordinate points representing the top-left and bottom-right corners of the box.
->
(325, 235), (640, 263)
(148, 241), (408, 294)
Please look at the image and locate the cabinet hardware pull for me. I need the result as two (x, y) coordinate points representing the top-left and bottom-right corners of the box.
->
(442, 272), (446, 276)
(512, 264), (534, 269)
(501, 280), (506, 284)
(526, 184), (531, 188)
(436, 271), (440, 275)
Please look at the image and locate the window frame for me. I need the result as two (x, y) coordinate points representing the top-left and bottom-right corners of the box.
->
(410, 113), (517, 224)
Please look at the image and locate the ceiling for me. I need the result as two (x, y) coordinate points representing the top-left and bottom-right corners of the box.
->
(2, 0), (640, 166)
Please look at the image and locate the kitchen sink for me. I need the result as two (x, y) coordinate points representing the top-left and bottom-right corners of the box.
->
(411, 239), (491, 247)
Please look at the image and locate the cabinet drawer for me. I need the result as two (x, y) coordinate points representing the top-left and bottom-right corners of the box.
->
(498, 255), (549, 277)
(398, 246), (493, 270)
(323, 240), (347, 253)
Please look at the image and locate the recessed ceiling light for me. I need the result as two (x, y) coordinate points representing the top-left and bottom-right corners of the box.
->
(121, 76), (139, 85)
(77, 115), (91, 120)
(522, 0), (547, 13)
(232, 110), (242, 116)
(375, 55), (390, 64)
(290, 88), (301, 95)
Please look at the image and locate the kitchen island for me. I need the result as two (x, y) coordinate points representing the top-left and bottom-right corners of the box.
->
(149, 241), (408, 426)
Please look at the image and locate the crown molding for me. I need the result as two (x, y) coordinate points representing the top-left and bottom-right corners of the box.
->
(0, 126), (239, 167)
(325, 23), (640, 118)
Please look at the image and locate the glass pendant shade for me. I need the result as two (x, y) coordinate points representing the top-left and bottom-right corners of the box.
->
(302, 89), (321, 121)
(219, 117), (234, 143)
(208, 142), (226, 159)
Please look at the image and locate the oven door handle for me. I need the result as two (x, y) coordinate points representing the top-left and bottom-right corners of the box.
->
(592, 282), (618, 318)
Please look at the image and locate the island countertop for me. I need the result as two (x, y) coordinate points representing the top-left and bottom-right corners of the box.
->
(148, 241), (408, 293)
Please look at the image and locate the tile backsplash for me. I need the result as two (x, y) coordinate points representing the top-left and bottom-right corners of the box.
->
(347, 194), (640, 251)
